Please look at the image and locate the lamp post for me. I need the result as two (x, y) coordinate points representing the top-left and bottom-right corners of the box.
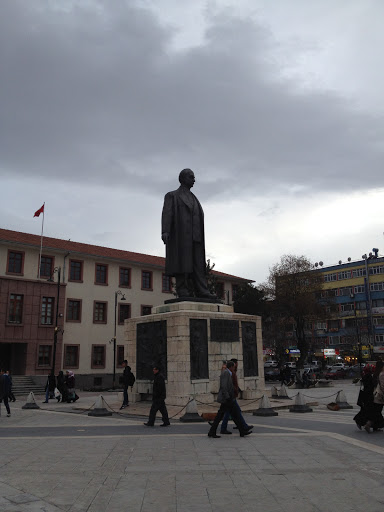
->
(48, 267), (62, 377)
(111, 290), (126, 389)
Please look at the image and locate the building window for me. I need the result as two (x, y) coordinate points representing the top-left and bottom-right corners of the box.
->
(41, 297), (54, 325)
(370, 265), (384, 275)
(141, 271), (152, 290)
(66, 299), (82, 322)
(316, 321), (327, 330)
(95, 263), (108, 285)
(7, 250), (24, 274)
(354, 285), (365, 294)
(119, 303), (131, 324)
(162, 274), (172, 293)
(93, 301), (107, 323)
(370, 282), (384, 292)
(352, 268), (366, 278)
(338, 271), (351, 280)
(328, 319), (339, 331)
(119, 267), (131, 287)
(64, 345), (80, 368)
(340, 303), (354, 312)
(375, 334), (384, 344)
(372, 299), (384, 308)
(8, 294), (23, 324)
(117, 345), (125, 366)
(40, 255), (53, 278)
(92, 345), (106, 368)
(356, 301), (367, 310)
(324, 273), (337, 282)
(69, 260), (83, 282)
(232, 284), (239, 301)
(141, 305), (152, 316)
(373, 316), (384, 327)
(338, 287), (353, 297)
(38, 345), (52, 366)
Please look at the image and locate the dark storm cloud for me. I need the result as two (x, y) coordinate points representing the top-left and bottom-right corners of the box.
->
(1, 0), (383, 199)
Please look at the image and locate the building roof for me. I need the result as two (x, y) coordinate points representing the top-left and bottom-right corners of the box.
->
(0, 228), (252, 283)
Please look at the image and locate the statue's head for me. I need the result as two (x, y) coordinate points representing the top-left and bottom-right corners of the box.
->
(179, 168), (195, 188)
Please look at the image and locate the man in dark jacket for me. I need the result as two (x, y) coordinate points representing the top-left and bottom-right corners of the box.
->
(208, 361), (251, 438)
(161, 169), (216, 299)
(219, 359), (253, 434)
(120, 360), (132, 410)
(144, 366), (170, 427)
(0, 369), (11, 417)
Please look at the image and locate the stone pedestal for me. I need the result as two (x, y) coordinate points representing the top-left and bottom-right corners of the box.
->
(124, 301), (265, 406)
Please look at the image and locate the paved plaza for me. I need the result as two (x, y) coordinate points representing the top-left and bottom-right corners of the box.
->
(0, 382), (384, 512)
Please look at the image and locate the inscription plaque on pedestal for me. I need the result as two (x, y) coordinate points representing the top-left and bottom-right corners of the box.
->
(242, 321), (258, 377)
(190, 319), (209, 380)
(210, 319), (239, 342)
(137, 320), (167, 380)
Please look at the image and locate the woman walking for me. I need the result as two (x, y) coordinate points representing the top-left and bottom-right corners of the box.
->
(65, 370), (79, 403)
(363, 360), (384, 433)
(353, 365), (375, 430)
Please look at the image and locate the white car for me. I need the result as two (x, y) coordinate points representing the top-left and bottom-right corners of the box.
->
(264, 360), (278, 368)
(331, 363), (347, 370)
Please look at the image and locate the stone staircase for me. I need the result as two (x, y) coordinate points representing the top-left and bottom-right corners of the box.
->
(11, 375), (45, 396)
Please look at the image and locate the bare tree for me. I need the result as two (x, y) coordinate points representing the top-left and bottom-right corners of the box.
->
(262, 254), (327, 369)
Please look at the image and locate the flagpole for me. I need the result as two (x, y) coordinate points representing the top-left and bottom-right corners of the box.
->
(38, 202), (45, 279)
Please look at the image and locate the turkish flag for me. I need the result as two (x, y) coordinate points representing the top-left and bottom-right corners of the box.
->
(33, 204), (44, 217)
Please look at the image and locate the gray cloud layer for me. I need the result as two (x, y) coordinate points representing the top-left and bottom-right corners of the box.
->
(1, 0), (383, 202)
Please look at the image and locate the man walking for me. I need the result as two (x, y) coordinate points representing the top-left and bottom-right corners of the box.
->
(0, 369), (11, 417)
(220, 359), (253, 435)
(208, 361), (251, 438)
(120, 360), (134, 410)
(144, 366), (170, 427)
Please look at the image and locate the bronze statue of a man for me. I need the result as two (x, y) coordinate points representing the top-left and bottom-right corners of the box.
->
(162, 169), (216, 299)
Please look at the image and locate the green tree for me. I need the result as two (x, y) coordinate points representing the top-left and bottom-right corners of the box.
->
(263, 254), (326, 369)
(233, 283), (266, 316)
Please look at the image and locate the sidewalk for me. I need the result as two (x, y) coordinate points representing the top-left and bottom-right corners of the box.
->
(1, 382), (382, 512)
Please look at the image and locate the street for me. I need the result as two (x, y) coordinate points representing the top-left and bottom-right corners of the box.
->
(0, 382), (383, 512)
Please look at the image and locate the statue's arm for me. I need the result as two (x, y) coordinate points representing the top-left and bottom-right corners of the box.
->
(161, 192), (173, 244)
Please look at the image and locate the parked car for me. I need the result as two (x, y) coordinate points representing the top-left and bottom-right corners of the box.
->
(264, 367), (280, 381)
(264, 360), (278, 368)
(326, 362), (347, 370)
(325, 368), (346, 380)
(351, 363), (366, 371)
(285, 362), (296, 369)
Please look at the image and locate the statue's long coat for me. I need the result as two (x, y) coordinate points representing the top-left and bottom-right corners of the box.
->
(161, 186), (206, 275)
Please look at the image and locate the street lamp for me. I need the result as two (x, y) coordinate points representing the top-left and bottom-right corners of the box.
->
(111, 290), (126, 389)
(47, 267), (62, 377)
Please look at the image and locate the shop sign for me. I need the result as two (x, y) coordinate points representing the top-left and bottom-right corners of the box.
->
(324, 349), (336, 356)
(372, 307), (384, 314)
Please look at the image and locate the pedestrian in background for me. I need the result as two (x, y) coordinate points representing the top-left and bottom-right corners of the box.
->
(6, 370), (16, 402)
(0, 369), (11, 417)
(364, 360), (384, 433)
(65, 370), (79, 403)
(43, 373), (56, 403)
(120, 360), (135, 410)
(354, 365), (375, 430)
(144, 366), (170, 427)
(208, 360), (251, 438)
(56, 370), (67, 403)
(219, 359), (253, 435)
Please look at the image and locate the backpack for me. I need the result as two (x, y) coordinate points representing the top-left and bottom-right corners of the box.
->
(127, 371), (136, 387)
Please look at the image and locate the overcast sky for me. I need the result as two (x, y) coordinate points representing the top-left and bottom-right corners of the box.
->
(1, 0), (384, 284)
